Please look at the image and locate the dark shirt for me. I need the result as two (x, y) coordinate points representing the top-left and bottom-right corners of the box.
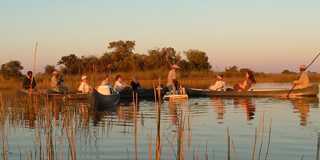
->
(130, 81), (141, 92)
(23, 76), (36, 89)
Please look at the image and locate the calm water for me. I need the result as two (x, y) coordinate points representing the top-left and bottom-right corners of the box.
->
(0, 84), (320, 160)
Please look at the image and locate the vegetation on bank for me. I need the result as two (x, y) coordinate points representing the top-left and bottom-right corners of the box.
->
(1, 40), (319, 90)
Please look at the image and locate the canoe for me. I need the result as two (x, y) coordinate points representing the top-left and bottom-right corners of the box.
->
(186, 84), (319, 98)
(92, 89), (120, 109)
(119, 88), (166, 101)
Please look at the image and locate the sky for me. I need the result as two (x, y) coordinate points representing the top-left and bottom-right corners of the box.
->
(0, 0), (320, 73)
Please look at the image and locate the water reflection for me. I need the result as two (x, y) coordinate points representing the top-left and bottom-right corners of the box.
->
(291, 98), (319, 126)
(0, 92), (320, 159)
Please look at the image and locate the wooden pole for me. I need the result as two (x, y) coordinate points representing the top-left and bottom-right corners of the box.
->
(29, 42), (38, 95)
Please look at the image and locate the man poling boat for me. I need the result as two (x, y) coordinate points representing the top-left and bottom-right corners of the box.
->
(22, 71), (37, 91)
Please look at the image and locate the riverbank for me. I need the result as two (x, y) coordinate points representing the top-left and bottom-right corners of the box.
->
(1, 71), (320, 90)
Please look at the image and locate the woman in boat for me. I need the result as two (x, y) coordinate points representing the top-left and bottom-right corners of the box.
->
(167, 64), (180, 94)
(233, 70), (256, 91)
(293, 65), (310, 89)
(114, 75), (129, 92)
(49, 70), (68, 93)
(22, 71), (37, 90)
(78, 75), (92, 94)
(209, 74), (226, 91)
(97, 75), (113, 95)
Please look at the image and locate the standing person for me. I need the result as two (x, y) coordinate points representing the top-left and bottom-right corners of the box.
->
(292, 65), (310, 89)
(22, 71), (37, 90)
(114, 75), (128, 92)
(233, 70), (256, 91)
(97, 75), (113, 95)
(209, 74), (226, 91)
(167, 64), (180, 93)
(78, 75), (92, 93)
(130, 76), (141, 93)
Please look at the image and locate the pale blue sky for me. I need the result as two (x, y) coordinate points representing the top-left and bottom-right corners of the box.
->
(1, 0), (320, 73)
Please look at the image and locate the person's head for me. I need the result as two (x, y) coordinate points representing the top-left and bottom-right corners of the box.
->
(115, 75), (123, 81)
(245, 70), (256, 83)
(216, 74), (224, 80)
(81, 75), (87, 82)
(299, 65), (306, 72)
(27, 71), (33, 78)
(171, 64), (180, 70)
(52, 70), (59, 76)
(132, 75), (138, 82)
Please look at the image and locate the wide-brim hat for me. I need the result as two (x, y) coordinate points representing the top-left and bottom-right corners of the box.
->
(299, 65), (306, 69)
(171, 64), (180, 69)
(52, 71), (58, 75)
(81, 75), (87, 80)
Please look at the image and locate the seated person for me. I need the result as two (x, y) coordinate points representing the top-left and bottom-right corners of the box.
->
(97, 76), (113, 95)
(114, 75), (128, 92)
(50, 70), (68, 93)
(130, 76), (141, 93)
(233, 70), (256, 91)
(22, 71), (36, 90)
(209, 74), (226, 91)
(78, 75), (92, 94)
(293, 65), (310, 89)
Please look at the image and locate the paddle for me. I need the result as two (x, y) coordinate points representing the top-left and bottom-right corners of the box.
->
(29, 42), (38, 95)
(287, 52), (320, 98)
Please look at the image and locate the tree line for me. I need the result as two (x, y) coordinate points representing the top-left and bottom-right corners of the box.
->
(0, 40), (212, 79)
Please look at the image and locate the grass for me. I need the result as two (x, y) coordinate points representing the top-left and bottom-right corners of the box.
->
(2, 71), (320, 91)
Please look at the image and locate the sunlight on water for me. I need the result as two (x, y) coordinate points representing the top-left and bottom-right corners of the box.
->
(0, 85), (320, 160)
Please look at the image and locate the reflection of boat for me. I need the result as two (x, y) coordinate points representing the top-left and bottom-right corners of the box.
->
(18, 89), (90, 100)
(164, 94), (188, 101)
(187, 85), (319, 98)
(233, 98), (256, 121)
(92, 89), (120, 109)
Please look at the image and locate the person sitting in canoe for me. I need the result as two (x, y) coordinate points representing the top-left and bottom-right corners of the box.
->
(233, 70), (256, 91)
(97, 75), (113, 95)
(22, 71), (37, 91)
(114, 75), (129, 92)
(130, 76), (141, 93)
(209, 74), (226, 91)
(49, 70), (68, 94)
(292, 65), (310, 89)
(78, 75), (92, 94)
(167, 64), (180, 94)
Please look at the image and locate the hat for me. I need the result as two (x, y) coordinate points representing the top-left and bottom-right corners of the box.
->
(299, 65), (306, 69)
(216, 74), (223, 80)
(81, 75), (87, 80)
(171, 64), (180, 69)
(52, 71), (58, 75)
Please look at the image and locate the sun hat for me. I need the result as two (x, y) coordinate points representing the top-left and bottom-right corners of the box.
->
(81, 75), (87, 80)
(171, 64), (180, 69)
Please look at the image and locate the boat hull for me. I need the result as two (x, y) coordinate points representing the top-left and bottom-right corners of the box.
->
(187, 85), (319, 98)
(92, 89), (120, 110)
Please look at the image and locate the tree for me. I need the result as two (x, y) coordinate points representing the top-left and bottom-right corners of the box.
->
(282, 69), (296, 74)
(44, 65), (55, 74)
(57, 54), (82, 74)
(106, 40), (136, 71)
(185, 49), (211, 71)
(0, 60), (24, 79)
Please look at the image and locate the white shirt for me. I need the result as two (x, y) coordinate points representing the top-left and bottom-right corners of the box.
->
(78, 82), (91, 93)
(209, 80), (226, 91)
(97, 85), (111, 95)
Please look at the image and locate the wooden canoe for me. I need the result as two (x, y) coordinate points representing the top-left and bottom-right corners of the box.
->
(186, 84), (319, 98)
(92, 89), (120, 109)
(119, 88), (165, 101)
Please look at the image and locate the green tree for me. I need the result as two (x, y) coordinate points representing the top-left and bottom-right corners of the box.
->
(0, 60), (24, 79)
(185, 49), (211, 71)
(57, 54), (82, 74)
(106, 40), (136, 71)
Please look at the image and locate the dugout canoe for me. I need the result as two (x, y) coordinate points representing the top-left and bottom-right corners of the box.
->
(186, 84), (319, 98)
(118, 88), (166, 101)
(92, 89), (120, 109)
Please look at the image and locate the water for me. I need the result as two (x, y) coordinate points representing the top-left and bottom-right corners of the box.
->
(0, 84), (320, 160)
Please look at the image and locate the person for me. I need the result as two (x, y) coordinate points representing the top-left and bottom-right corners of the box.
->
(233, 70), (256, 91)
(114, 75), (128, 92)
(167, 64), (180, 93)
(22, 71), (36, 90)
(78, 75), (92, 94)
(293, 65), (310, 89)
(130, 76), (141, 93)
(97, 75), (113, 95)
(50, 70), (68, 93)
(209, 74), (226, 91)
